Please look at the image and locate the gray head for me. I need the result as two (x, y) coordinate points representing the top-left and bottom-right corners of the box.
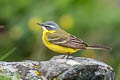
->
(37, 21), (59, 30)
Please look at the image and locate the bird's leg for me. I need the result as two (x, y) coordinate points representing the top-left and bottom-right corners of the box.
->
(66, 53), (70, 59)
(61, 54), (66, 59)
(61, 53), (70, 59)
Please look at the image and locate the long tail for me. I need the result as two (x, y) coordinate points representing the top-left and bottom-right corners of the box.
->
(86, 45), (112, 51)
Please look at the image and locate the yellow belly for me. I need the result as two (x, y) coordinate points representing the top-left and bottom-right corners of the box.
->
(42, 32), (79, 54)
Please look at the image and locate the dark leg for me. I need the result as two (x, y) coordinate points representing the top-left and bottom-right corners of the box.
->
(66, 53), (70, 59)
(61, 54), (66, 59)
(61, 53), (70, 59)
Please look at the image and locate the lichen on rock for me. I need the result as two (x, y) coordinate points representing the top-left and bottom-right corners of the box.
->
(0, 55), (115, 80)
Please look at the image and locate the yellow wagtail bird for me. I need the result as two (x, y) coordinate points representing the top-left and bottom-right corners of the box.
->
(37, 21), (111, 58)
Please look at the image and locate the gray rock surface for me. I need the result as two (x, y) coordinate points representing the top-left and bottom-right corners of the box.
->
(0, 55), (115, 80)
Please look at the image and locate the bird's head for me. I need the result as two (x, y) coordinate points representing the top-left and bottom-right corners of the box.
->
(37, 21), (59, 31)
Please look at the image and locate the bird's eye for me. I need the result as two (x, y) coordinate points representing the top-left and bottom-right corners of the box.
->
(45, 26), (49, 28)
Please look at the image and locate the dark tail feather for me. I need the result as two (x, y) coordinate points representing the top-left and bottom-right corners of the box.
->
(86, 45), (112, 51)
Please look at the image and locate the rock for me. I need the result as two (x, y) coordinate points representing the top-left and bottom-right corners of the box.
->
(0, 55), (115, 80)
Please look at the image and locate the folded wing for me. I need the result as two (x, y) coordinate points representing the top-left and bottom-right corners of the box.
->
(47, 31), (88, 49)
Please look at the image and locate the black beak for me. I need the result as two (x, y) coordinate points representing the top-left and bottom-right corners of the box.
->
(37, 22), (45, 27)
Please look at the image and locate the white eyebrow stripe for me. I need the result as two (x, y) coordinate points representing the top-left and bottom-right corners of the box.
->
(49, 25), (55, 28)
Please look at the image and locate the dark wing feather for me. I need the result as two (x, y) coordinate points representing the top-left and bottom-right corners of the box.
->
(48, 33), (88, 49)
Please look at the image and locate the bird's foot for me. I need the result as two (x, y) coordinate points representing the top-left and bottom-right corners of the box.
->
(61, 53), (70, 59)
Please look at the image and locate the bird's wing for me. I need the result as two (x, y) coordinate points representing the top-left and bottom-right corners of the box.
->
(47, 30), (88, 49)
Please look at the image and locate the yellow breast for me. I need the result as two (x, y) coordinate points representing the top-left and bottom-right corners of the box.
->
(42, 30), (79, 54)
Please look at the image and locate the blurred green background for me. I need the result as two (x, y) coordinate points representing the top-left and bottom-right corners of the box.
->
(0, 0), (120, 79)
